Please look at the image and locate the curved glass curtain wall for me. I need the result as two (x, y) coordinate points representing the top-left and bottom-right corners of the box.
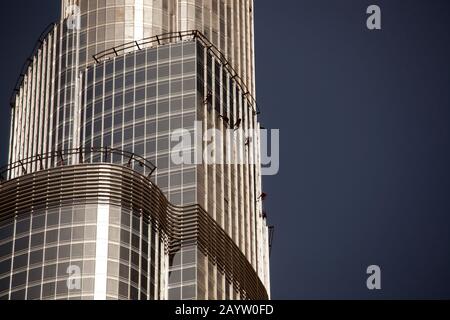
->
(0, 205), (166, 300)
(62, 0), (256, 94)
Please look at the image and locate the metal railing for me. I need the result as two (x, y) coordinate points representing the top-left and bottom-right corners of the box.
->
(93, 30), (260, 114)
(0, 147), (157, 182)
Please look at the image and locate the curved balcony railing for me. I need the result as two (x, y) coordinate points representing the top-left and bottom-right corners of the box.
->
(0, 147), (157, 182)
(92, 29), (260, 115)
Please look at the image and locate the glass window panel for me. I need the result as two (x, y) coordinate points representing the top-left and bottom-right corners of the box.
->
(183, 190), (196, 204)
(108, 244), (119, 260)
(125, 54), (135, 70)
(169, 287), (181, 300)
(60, 209), (73, 225)
(182, 285), (196, 299)
(72, 226), (84, 241)
(113, 130), (122, 146)
(85, 226), (97, 241)
(124, 126), (133, 141)
(125, 90), (134, 105)
(46, 211), (60, 227)
(147, 49), (157, 63)
(136, 87), (145, 102)
(158, 47), (169, 60)
(119, 281), (128, 298)
(29, 250), (43, 266)
(182, 249), (196, 265)
(183, 267), (196, 282)
(131, 234), (140, 250)
(130, 269), (139, 287)
(57, 262), (70, 278)
(0, 259), (11, 276)
(42, 282), (55, 298)
(45, 230), (58, 245)
(58, 245), (71, 260)
(30, 232), (44, 248)
(146, 139), (156, 155)
(119, 263), (129, 280)
(15, 219), (30, 236)
(73, 207), (85, 223)
(115, 74), (124, 90)
(183, 78), (196, 91)
(115, 59), (124, 73)
(43, 264), (57, 279)
(82, 277), (95, 292)
(183, 43), (195, 56)
(26, 285), (41, 300)
(136, 51), (146, 66)
(71, 244), (83, 258)
(158, 136), (169, 151)
(135, 104), (145, 119)
(171, 44), (182, 59)
(158, 118), (169, 133)
(158, 100), (169, 115)
(105, 97), (113, 112)
(170, 172), (182, 187)
(147, 66), (157, 82)
(59, 228), (72, 243)
(10, 289), (26, 300)
(56, 279), (68, 295)
(28, 267), (42, 283)
(146, 120), (156, 137)
(136, 69), (145, 84)
(0, 242), (13, 258)
(158, 64), (169, 78)
(169, 269), (181, 284)
(121, 212), (130, 228)
(183, 170), (196, 185)
(124, 108), (134, 123)
(85, 207), (97, 223)
(147, 84), (156, 98)
(107, 279), (119, 295)
(183, 60), (196, 74)
(171, 98), (182, 113)
(171, 79), (182, 93)
(170, 251), (182, 267)
(171, 62), (182, 76)
(105, 61), (114, 76)
(170, 115), (182, 130)
(31, 215), (45, 231)
(104, 115), (113, 130)
(114, 111), (123, 126)
(84, 244), (96, 258)
(158, 81), (169, 96)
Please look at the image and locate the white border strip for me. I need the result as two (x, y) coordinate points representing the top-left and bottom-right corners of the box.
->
(94, 204), (110, 300)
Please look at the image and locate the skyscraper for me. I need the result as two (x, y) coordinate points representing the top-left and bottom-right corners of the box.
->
(0, 0), (270, 300)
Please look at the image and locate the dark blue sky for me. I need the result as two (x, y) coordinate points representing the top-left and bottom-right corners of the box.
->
(1, 1), (450, 299)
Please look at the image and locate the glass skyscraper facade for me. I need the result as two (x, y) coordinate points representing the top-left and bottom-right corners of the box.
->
(0, 0), (270, 300)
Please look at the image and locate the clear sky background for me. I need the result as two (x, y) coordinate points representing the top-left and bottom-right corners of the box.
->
(1, 0), (450, 299)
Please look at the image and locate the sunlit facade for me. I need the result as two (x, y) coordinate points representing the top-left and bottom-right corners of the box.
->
(1, 0), (269, 300)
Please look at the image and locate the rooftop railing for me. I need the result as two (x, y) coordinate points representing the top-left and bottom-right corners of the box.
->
(92, 30), (260, 115)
